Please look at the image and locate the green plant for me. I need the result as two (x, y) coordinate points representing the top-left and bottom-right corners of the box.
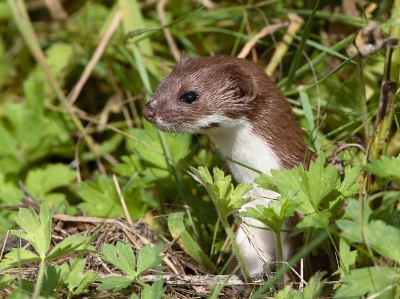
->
(0, 203), (96, 297)
(98, 242), (164, 291)
(1, 0), (400, 297)
(191, 166), (253, 282)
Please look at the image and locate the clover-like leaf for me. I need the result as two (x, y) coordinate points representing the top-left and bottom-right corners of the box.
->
(97, 276), (134, 292)
(41, 265), (62, 297)
(11, 203), (52, 259)
(62, 258), (98, 295)
(335, 266), (400, 298)
(191, 166), (253, 220)
(140, 280), (165, 299)
(46, 235), (96, 261)
(240, 199), (302, 234)
(295, 209), (331, 231)
(364, 156), (400, 180)
(0, 248), (40, 270)
(255, 155), (347, 215)
(337, 199), (400, 264)
(102, 242), (137, 278)
(136, 244), (164, 276)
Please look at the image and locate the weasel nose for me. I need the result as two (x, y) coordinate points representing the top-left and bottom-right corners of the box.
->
(142, 105), (155, 122)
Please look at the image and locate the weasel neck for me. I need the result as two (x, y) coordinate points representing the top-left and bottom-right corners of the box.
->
(207, 118), (282, 187)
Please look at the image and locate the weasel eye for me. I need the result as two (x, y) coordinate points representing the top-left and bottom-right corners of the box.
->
(180, 91), (198, 104)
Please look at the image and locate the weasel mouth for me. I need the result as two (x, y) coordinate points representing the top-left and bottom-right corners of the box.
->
(154, 120), (187, 134)
(199, 122), (220, 130)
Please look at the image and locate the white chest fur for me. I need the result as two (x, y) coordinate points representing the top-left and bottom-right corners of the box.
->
(206, 117), (281, 188)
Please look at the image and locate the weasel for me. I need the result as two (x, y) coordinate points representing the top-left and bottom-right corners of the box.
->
(142, 53), (312, 275)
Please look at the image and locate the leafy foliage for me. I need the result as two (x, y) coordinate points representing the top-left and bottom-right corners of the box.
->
(337, 199), (400, 265)
(98, 242), (164, 291)
(168, 212), (214, 270)
(0, 203), (96, 297)
(130, 280), (165, 299)
(1, 0), (400, 297)
(191, 166), (253, 220)
(0, 203), (95, 270)
(335, 266), (400, 298)
(60, 258), (98, 296)
(255, 155), (360, 235)
(364, 156), (400, 180)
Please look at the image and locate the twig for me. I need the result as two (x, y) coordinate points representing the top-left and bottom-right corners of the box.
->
(113, 174), (133, 226)
(157, 0), (181, 62)
(98, 273), (272, 287)
(42, 0), (67, 20)
(67, 11), (122, 105)
(265, 14), (303, 75)
(0, 230), (10, 260)
(237, 23), (288, 59)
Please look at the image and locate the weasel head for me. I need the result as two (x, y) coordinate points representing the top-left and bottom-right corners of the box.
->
(143, 54), (265, 134)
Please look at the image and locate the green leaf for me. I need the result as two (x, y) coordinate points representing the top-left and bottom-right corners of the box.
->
(78, 175), (146, 219)
(0, 171), (24, 205)
(19, 279), (34, 294)
(136, 244), (164, 276)
(295, 209), (331, 231)
(338, 166), (361, 197)
(77, 176), (126, 218)
(3, 290), (30, 299)
(128, 128), (168, 170)
(0, 100), (71, 175)
(128, 127), (190, 170)
(335, 266), (400, 298)
(254, 173), (279, 193)
(274, 284), (302, 299)
(46, 235), (96, 261)
(300, 90), (321, 154)
(24, 75), (44, 117)
(25, 164), (76, 200)
(168, 212), (214, 270)
(302, 271), (327, 298)
(41, 265), (62, 297)
(114, 155), (142, 179)
(303, 155), (339, 210)
(229, 183), (254, 210)
(0, 274), (14, 291)
(62, 258), (98, 295)
(11, 203), (52, 259)
(364, 156), (400, 180)
(97, 276), (134, 292)
(337, 199), (400, 264)
(26, 43), (74, 98)
(140, 280), (165, 299)
(241, 199), (302, 234)
(191, 166), (252, 220)
(102, 242), (137, 278)
(257, 155), (341, 215)
(0, 248), (40, 270)
(72, 270), (98, 295)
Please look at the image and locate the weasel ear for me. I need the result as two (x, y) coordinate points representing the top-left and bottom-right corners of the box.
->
(178, 51), (190, 64)
(225, 64), (256, 102)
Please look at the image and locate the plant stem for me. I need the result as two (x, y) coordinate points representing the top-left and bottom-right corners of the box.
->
(357, 57), (370, 143)
(275, 230), (284, 289)
(32, 259), (46, 299)
(339, 237), (350, 278)
(220, 217), (252, 283)
(369, 1), (400, 159)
